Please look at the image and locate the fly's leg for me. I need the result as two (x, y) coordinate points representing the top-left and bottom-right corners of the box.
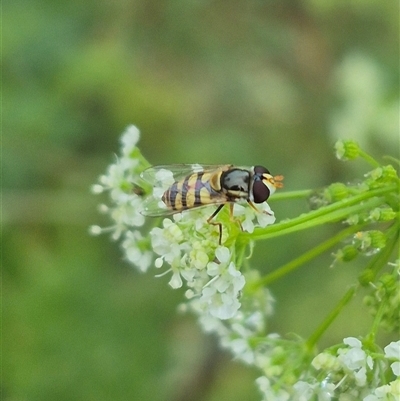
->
(229, 203), (243, 231)
(207, 202), (260, 244)
(247, 200), (272, 215)
(207, 204), (225, 244)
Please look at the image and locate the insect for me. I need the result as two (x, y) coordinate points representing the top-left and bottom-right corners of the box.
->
(140, 164), (284, 242)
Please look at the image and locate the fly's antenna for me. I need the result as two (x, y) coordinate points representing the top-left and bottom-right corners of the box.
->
(272, 175), (284, 188)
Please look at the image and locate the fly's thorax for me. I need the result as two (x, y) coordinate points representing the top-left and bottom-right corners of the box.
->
(220, 168), (251, 200)
(208, 170), (223, 191)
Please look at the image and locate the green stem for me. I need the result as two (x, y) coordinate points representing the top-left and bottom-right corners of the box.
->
(383, 155), (400, 167)
(362, 223), (399, 346)
(359, 150), (381, 168)
(248, 197), (383, 241)
(245, 185), (395, 242)
(268, 189), (313, 202)
(235, 240), (249, 269)
(253, 225), (362, 288)
(306, 285), (358, 350)
(365, 299), (387, 345)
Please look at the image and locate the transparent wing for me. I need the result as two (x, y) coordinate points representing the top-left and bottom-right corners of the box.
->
(139, 164), (232, 217)
(140, 193), (228, 217)
(140, 164), (230, 187)
(140, 195), (176, 217)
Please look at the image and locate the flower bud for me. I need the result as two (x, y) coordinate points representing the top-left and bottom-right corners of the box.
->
(381, 165), (398, 181)
(335, 245), (359, 262)
(365, 165), (398, 185)
(369, 207), (396, 222)
(325, 183), (350, 202)
(378, 273), (396, 292)
(335, 140), (360, 161)
(358, 269), (375, 286)
(367, 230), (387, 250)
(89, 225), (102, 235)
(353, 230), (386, 252)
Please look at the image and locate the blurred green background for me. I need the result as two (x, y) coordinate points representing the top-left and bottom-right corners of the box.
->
(3, 1), (399, 400)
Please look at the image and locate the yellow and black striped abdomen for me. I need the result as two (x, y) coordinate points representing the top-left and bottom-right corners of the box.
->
(162, 171), (226, 212)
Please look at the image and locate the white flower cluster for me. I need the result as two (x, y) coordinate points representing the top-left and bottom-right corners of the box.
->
(90, 125), (152, 272)
(145, 161), (277, 320)
(185, 271), (276, 364)
(151, 205), (275, 320)
(91, 126), (277, 322)
(254, 337), (400, 401)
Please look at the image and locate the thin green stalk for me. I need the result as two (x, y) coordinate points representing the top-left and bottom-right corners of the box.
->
(359, 149), (381, 168)
(268, 189), (313, 202)
(235, 240), (249, 269)
(253, 225), (362, 288)
(383, 155), (400, 167)
(248, 197), (383, 241)
(365, 299), (387, 345)
(246, 185), (396, 241)
(306, 285), (358, 350)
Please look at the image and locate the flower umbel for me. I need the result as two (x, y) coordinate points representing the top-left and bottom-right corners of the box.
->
(90, 125), (152, 271)
(92, 126), (399, 401)
(91, 126), (279, 316)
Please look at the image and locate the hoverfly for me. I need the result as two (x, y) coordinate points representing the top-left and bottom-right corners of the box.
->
(140, 164), (283, 243)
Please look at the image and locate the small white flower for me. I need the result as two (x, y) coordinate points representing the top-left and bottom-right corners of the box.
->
(191, 163), (204, 172)
(228, 338), (254, 364)
(319, 381), (336, 401)
(256, 376), (290, 401)
(168, 269), (183, 289)
(215, 246), (231, 264)
(312, 352), (340, 371)
(154, 168), (175, 187)
(151, 220), (184, 257)
(363, 379), (400, 401)
(339, 337), (369, 370)
(293, 381), (314, 401)
(384, 341), (400, 376)
(91, 184), (104, 194)
(200, 284), (241, 319)
(92, 125), (147, 242)
(122, 230), (152, 272)
(89, 225), (103, 235)
(354, 366), (367, 386)
(189, 246), (209, 269)
(384, 341), (400, 360)
(197, 311), (229, 336)
(115, 194), (145, 227)
(256, 376), (272, 393)
(391, 362), (400, 377)
(120, 125), (140, 156)
(390, 378), (400, 396)
(99, 163), (124, 188)
(335, 337), (373, 389)
(200, 254), (246, 320)
(343, 337), (362, 348)
(233, 202), (275, 233)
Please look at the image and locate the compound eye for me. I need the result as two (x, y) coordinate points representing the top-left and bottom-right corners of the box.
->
(253, 180), (270, 203)
(254, 165), (270, 175)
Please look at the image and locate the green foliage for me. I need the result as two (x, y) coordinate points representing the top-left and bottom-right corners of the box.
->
(4, 0), (399, 400)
